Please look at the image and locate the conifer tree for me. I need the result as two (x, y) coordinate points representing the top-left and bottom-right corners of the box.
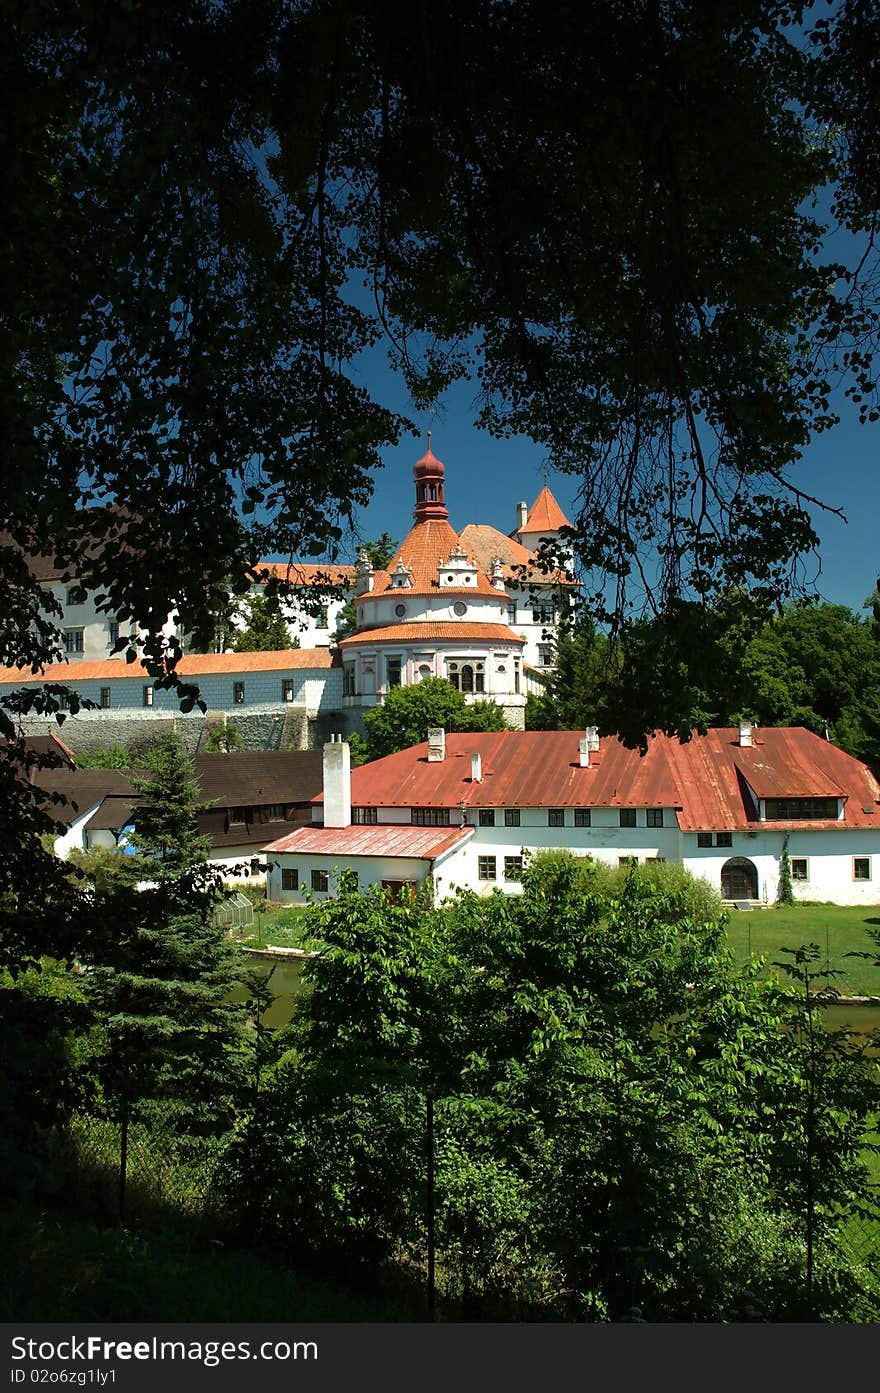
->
(89, 730), (249, 1141)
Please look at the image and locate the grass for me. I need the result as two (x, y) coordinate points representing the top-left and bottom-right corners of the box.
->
(724, 903), (880, 997)
(244, 902), (312, 949)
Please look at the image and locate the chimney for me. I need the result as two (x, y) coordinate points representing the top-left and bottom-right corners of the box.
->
(323, 735), (351, 828)
(471, 752), (482, 783)
(515, 501), (528, 533)
(427, 727), (446, 762)
(578, 737), (590, 768)
(738, 721), (753, 748)
(586, 725), (600, 752)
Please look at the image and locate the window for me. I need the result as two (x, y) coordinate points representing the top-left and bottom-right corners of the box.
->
(281, 868), (299, 892)
(507, 603), (516, 623)
(853, 857), (871, 881)
(352, 807), (378, 825)
(108, 622), (120, 648)
(233, 681), (245, 704)
(764, 797), (839, 821)
(66, 586), (85, 606)
(394, 603), (407, 618)
(478, 855), (497, 881)
(548, 808), (565, 827)
(63, 628), (84, 654)
(229, 807), (247, 826)
(100, 687), (111, 709)
(311, 869), (330, 892)
(504, 856), (523, 881)
(453, 601), (468, 616)
(791, 858), (808, 881)
(342, 666), (356, 696)
(504, 808), (521, 827)
(386, 657), (402, 688)
(479, 809), (496, 827)
(513, 661), (520, 695)
(715, 831), (732, 848)
(460, 663), (474, 693)
(619, 809), (637, 828)
(646, 809), (664, 828)
(574, 808), (592, 827)
(619, 855), (638, 867)
(532, 604), (555, 625)
(411, 808), (450, 826)
(697, 832), (712, 848)
(537, 645), (554, 667)
(143, 685), (153, 707)
(316, 605), (329, 629)
(282, 680), (294, 702)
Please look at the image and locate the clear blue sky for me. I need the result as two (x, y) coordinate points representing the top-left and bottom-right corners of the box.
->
(333, 368), (880, 616)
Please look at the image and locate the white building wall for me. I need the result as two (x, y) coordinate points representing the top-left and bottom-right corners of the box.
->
(266, 852), (433, 902)
(42, 583), (184, 663)
(683, 827), (880, 907)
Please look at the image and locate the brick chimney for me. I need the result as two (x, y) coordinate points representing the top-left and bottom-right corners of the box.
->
(323, 735), (351, 828)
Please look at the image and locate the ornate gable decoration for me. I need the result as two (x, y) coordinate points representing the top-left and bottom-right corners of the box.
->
(389, 559), (414, 590)
(438, 544), (478, 589)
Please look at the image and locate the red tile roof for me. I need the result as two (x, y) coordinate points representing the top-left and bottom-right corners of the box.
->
(338, 622), (526, 648)
(263, 823), (474, 859)
(256, 562), (356, 586)
(522, 485), (573, 534)
(371, 518), (505, 599)
(0, 649), (338, 683)
(334, 727), (880, 830)
(458, 524), (576, 587)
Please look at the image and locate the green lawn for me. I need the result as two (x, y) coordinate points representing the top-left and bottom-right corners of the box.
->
(244, 903), (312, 949)
(725, 903), (880, 997)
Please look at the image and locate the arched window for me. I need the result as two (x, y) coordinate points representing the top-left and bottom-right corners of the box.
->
(720, 857), (758, 901)
(460, 664), (474, 693)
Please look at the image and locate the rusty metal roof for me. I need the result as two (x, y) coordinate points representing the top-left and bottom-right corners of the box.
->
(263, 823), (474, 860)
(335, 727), (880, 830)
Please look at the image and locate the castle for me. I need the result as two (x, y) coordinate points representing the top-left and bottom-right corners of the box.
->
(1, 442), (576, 749)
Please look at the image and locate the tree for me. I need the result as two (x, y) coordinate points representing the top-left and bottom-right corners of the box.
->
(87, 730), (250, 1141)
(361, 677), (508, 760)
(230, 594), (298, 653)
(214, 862), (880, 1319)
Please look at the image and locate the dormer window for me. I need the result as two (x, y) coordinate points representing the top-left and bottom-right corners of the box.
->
(390, 560), (413, 589)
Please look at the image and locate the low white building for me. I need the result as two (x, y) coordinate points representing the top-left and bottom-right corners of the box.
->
(263, 724), (880, 907)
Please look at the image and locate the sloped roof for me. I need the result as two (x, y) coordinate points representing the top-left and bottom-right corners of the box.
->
(370, 518), (504, 599)
(263, 823), (473, 860)
(338, 622), (526, 648)
(459, 523), (576, 588)
(256, 562), (356, 587)
(521, 485), (573, 534)
(193, 751), (323, 804)
(335, 727), (880, 830)
(0, 649), (338, 684)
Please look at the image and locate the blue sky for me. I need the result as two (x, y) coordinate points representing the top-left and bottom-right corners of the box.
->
(333, 369), (880, 617)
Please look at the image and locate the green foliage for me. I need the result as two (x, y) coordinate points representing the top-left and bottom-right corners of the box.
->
(70, 745), (136, 770)
(202, 722), (243, 754)
(214, 865), (880, 1319)
(778, 837), (795, 906)
(126, 731), (213, 877)
(362, 677), (509, 760)
(231, 593), (297, 653)
(84, 730), (251, 1141)
(363, 533), (398, 570)
(66, 845), (132, 896)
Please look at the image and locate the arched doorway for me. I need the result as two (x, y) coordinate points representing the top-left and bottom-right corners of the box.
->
(720, 857), (758, 901)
